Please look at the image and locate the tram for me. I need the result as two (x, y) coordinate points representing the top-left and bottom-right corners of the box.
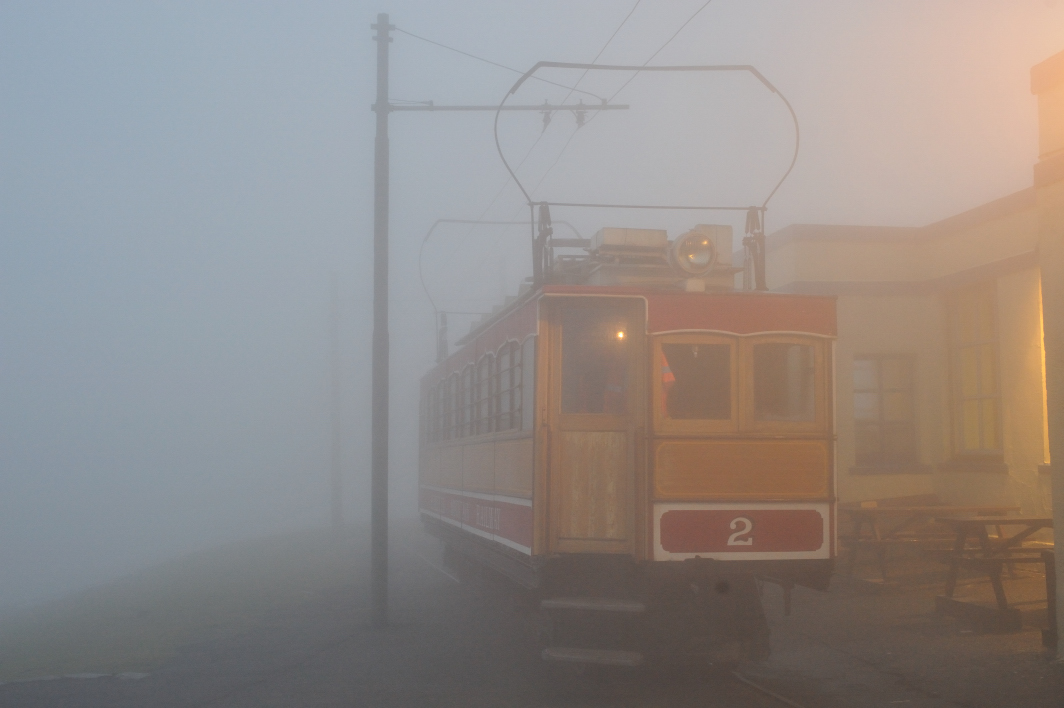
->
(419, 223), (836, 667)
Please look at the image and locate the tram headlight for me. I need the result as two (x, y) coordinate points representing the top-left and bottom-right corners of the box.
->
(669, 230), (718, 277)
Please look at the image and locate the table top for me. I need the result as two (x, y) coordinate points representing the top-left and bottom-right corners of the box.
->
(839, 505), (1021, 517)
(934, 516), (1053, 527)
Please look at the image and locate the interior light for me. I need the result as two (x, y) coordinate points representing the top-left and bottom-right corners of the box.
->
(616, 330), (626, 340)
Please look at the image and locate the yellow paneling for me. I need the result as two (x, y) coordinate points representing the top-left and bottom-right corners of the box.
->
(462, 442), (495, 493)
(654, 439), (830, 500)
(438, 445), (463, 489)
(494, 437), (533, 497)
(554, 431), (629, 545)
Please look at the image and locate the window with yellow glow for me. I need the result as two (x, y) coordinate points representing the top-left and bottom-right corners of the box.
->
(948, 284), (1001, 454)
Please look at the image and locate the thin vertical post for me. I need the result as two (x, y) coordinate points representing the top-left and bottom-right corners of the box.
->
(330, 272), (343, 538)
(371, 11), (392, 629)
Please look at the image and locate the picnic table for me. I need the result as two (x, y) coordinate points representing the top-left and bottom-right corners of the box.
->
(934, 515), (1055, 644)
(838, 503), (1020, 580)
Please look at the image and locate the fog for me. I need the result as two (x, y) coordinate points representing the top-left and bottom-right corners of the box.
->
(1, 0), (1061, 611)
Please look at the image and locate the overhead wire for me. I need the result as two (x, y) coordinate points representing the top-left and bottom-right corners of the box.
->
(393, 27), (604, 101)
(454, 0), (643, 233)
(527, 0), (715, 199)
(410, 3), (645, 326)
(418, 219), (582, 323)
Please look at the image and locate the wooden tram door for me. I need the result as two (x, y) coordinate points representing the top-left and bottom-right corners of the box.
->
(546, 297), (645, 555)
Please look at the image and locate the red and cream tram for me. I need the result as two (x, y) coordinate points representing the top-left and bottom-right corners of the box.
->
(419, 225), (836, 667)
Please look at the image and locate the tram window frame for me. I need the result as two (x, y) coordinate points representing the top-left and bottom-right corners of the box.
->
(741, 335), (829, 435)
(651, 334), (739, 436)
(557, 303), (634, 418)
(443, 373), (457, 440)
(458, 365), (474, 437)
(425, 385), (437, 443)
(474, 353), (495, 435)
(520, 336), (535, 431)
(494, 342), (521, 432)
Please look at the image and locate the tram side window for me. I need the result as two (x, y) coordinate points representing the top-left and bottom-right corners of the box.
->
(561, 306), (629, 415)
(459, 365), (474, 437)
(661, 343), (731, 419)
(495, 342), (520, 432)
(520, 336), (535, 430)
(475, 354), (494, 435)
(753, 343), (815, 421)
(443, 374), (457, 440)
(425, 387), (437, 442)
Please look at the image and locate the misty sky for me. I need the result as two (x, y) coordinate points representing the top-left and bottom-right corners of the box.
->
(2, 1), (1063, 608)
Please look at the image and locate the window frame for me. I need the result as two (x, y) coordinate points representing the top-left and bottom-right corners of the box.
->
(425, 385), (438, 443)
(651, 334), (739, 436)
(946, 283), (1003, 458)
(494, 341), (521, 433)
(458, 364), (474, 438)
(474, 353), (495, 436)
(851, 354), (920, 470)
(443, 373), (457, 440)
(740, 335), (830, 435)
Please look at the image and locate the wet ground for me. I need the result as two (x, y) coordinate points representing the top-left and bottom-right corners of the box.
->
(0, 526), (1061, 707)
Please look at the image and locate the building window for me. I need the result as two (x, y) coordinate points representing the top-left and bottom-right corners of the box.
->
(948, 284), (1001, 455)
(853, 356), (917, 468)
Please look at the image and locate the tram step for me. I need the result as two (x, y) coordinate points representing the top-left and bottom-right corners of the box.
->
(541, 646), (644, 667)
(540, 596), (646, 613)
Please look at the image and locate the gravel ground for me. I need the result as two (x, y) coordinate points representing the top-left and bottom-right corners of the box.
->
(0, 526), (1060, 707)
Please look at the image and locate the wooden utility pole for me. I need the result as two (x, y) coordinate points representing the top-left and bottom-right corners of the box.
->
(367, 13), (625, 629)
(371, 12), (392, 629)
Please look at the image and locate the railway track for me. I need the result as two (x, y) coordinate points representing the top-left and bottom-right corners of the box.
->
(731, 671), (809, 708)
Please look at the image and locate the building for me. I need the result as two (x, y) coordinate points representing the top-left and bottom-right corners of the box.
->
(758, 49), (1064, 521)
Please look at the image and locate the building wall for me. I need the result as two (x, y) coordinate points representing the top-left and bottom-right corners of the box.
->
(1038, 79), (1064, 159)
(757, 47), (1064, 520)
(765, 199), (1048, 510)
(997, 268), (1049, 512)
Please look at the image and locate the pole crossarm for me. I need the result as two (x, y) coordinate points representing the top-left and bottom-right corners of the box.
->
(378, 103), (629, 112)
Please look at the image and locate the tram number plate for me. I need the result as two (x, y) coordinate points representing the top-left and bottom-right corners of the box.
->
(659, 508), (824, 553)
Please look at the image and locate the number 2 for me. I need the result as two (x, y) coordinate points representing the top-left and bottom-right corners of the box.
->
(727, 517), (754, 546)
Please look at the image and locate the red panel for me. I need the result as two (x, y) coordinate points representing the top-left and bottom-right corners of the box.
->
(419, 487), (533, 551)
(659, 508), (824, 553)
(496, 501), (533, 549)
(646, 292), (836, 336)
(539, 286), (836, 336)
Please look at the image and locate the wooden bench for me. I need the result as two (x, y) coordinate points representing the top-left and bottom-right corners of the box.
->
(839, 495), (1019, 581)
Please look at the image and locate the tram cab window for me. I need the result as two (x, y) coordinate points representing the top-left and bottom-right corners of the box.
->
(561, 306), (629, 415)
(661, 343), (731, 419)
(753, 343), (815, 422)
